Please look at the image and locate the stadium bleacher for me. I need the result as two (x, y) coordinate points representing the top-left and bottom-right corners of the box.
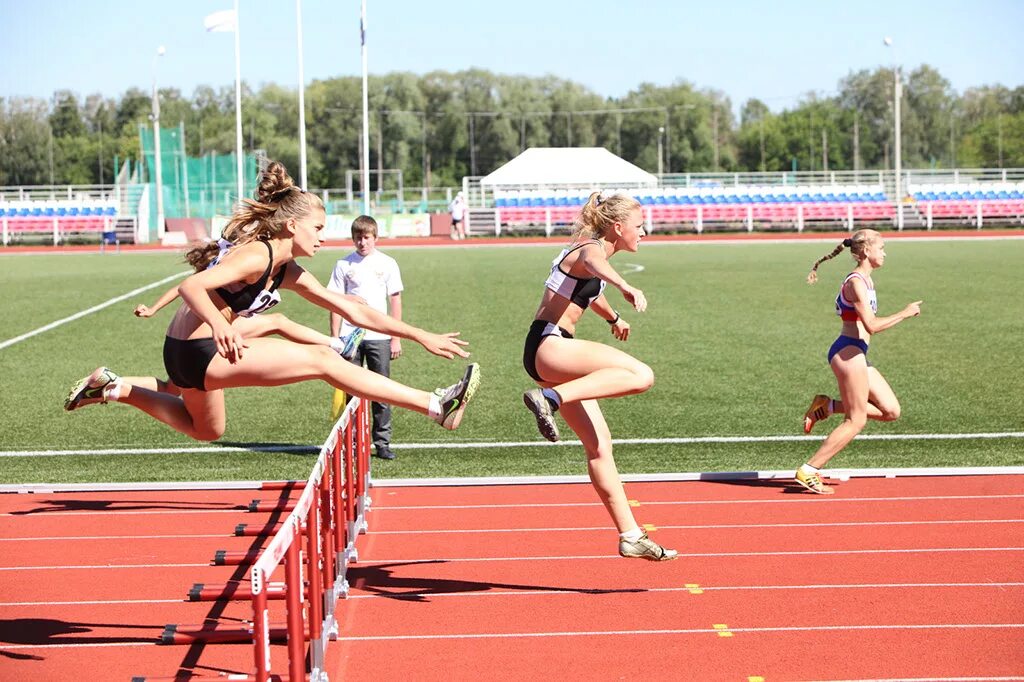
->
(487, 181), (1024, 234)
(0, 199), (119, 245)
(493, 184), (897, 232)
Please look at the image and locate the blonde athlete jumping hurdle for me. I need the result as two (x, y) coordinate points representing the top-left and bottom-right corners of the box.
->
(521, 191), (676, 561)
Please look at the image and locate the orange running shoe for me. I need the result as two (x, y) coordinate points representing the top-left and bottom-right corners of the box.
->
(803, 394), (832, 434)
(795, 468), (834, 495)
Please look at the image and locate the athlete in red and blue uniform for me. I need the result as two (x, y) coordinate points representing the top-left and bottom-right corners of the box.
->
(796, 229), (923, 494)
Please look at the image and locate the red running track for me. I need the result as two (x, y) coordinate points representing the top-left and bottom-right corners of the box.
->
(2, 475), (1023, 680)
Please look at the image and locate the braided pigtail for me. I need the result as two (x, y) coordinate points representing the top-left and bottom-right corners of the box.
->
(806, 238), (851, 284)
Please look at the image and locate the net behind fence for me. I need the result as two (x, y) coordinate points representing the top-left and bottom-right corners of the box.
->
(139, 126), (260, 221)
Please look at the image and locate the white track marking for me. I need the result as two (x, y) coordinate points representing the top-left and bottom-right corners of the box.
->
(3, 493), (1022, 517)
(3, 431), (1023, 457)
(0, 598), (185, 606)
(0, 562), (209, 571)
(0, 534), (226, 542)
(0, 270), (189, 351)
(348, 581), (1024, 601)
(620, 262), (645, 274)
(3, 546), (1021, 572)
(373, 493), (1024, 511)
(337, 623), (1024, 642)
(357, 546), (1024, 564)
(1, 508), (245, 517)
(366, 518), (1024, 534)
(4, 582), (1021, 607)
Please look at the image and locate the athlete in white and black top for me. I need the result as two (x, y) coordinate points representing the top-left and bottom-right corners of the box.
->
(521, 190), (677, 562)
(64, 160), (481, 441)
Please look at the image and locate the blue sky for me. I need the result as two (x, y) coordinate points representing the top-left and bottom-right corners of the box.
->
(2, 0), (1022, 112)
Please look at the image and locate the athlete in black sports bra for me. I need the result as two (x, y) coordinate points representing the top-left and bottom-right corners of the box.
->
(520, 190), (676, 562)
(64, 160), (481, 442)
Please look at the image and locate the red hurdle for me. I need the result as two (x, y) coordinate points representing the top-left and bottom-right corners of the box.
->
(136, 397), (372, 682)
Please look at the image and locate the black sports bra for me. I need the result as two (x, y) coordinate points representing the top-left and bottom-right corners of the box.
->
(543, 240), (607, 309)
(214, 240), (287, 318)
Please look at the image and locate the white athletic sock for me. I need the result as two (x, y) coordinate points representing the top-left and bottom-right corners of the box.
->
(105, 380), (123, 402)
(427, 394), (442, 421)
(329, 337), (344, 352)
(798, 463), (819, 476)
(619, 527), (644, 542)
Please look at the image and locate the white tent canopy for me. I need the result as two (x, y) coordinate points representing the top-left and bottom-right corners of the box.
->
(479, 147), (657, 188)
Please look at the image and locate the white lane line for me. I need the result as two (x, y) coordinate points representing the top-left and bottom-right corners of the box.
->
(7, 623), (1023, 650)
(0, 598), (185, 606)
(337, 623), (1024, 642)
(3, 493), (1022, 519)
(5, 582), (1022, 607)
(3, 518), (1018, 543)
(0, 270), (189, 351)
(366, 518), (1024, 535)
(0, 534), (227, 542)
(0, 562), (210, 571)
(1, 641), (157, 650)
(357, 546), (1024, 564)
(373, 494), (1024, 511)
(4, 431), (1024, 457)
(348, 581), (1024, 600)
(5, 546), (1022, 573)
(1, 508), (245, 518)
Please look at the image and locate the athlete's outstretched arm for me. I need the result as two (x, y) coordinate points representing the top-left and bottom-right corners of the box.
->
(135, 284), (182, 318)
(284, 265), (469, 359)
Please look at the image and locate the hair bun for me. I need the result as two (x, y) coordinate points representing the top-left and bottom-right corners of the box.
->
(256, 161), (295, 203)
(842, 238), (852, 247)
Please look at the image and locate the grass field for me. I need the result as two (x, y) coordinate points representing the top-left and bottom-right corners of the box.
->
(1, 237), (1021, 484)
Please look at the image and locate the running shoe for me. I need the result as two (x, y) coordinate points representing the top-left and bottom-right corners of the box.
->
(795, 468), (834, 495)
(337, 327), (366, 361)
(64, 367), (120, 411)
(802, 394), (832, 434)
(618, 532), (678, 561)
(434, 363), (481, 430)
(523, 388), (560, 442)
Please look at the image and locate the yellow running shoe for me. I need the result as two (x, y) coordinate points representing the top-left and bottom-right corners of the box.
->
(803, 394), (832, 434)
(795, 468), (834, 495)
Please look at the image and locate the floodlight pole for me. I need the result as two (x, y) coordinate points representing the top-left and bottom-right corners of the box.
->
(360, 0), (370, 215)
(296, 0), (308, 189)
(152, 46), (166, 240)
(657, 126), (664, 182)
(233, 0), (244, 202)
(885, 37), (904, 230)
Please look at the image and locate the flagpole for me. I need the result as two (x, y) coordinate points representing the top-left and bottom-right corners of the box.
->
(360, 0), (370, 215)
(296, 0), (308, 189)
(233, 0), (244, 201)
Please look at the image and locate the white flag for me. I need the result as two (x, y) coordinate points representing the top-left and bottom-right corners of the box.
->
(204, 9), (236, 32)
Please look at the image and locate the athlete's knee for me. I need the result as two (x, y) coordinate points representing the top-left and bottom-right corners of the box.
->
(878, 401), (901, 421)
(192, 423), (225, 442)
(844, 412), (868, 431)
(631, 362), (655, 392)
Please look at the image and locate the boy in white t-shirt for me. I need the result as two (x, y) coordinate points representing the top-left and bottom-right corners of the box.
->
(327, 215), (404, 460)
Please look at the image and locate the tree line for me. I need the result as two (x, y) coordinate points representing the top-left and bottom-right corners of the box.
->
(1, 66), (1022, 190)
